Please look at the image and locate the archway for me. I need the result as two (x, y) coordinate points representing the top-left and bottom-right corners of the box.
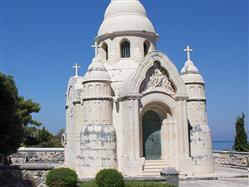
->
(142, 110), (162, 160)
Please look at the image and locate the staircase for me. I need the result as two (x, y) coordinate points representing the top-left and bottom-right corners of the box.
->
(142, 160), (168, 176)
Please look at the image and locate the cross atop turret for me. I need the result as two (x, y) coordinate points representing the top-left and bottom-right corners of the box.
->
(73, 63), (80, 77)
(184, 45), (193, 61)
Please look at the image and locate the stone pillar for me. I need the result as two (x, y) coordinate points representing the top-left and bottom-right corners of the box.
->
(117, 97), (145, 177)
(78, 80), (117, 178)
(186, 84), (214, 174)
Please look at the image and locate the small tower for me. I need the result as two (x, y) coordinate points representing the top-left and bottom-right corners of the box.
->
(65, 63), (84, 170)
(180, 45), (214, 174)
(79, 56), (117, 178)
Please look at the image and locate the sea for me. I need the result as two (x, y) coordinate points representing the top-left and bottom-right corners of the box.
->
(212, 140), (234, 151)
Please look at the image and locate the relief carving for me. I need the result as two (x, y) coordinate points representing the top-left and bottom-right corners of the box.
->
(140, 61), (175, 94)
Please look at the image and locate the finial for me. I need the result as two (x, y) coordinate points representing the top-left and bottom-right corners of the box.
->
(184, 45), (193, 61)
(73, 63), (80, 77)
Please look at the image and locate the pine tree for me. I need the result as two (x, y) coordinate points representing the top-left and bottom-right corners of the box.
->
(233, 113), (249, 152)
(0, 73), (41, 155)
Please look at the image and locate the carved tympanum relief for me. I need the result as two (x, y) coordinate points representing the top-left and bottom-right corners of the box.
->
(140, 61), (175, 94)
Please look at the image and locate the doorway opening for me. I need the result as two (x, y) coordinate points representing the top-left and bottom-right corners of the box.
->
(142, 110), (162, 160)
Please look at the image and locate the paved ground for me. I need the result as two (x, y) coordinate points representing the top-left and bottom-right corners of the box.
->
(180, 178), (248, 187)
(180, 166), (248, 187)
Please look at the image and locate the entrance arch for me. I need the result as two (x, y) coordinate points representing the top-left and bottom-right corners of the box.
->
(142, 110), (162, 160)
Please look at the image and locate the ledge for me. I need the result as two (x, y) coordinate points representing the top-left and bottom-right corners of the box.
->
(0, 163), (61, 170)
(17, 148), (64, 152)
(213, 150), (249, 155)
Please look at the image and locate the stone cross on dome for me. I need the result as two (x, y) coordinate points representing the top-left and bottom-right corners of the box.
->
(73, 63), (80, 77)
(184, 45), (193, 61)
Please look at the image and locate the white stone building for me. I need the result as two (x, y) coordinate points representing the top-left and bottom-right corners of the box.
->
(65, 0), (214, 178)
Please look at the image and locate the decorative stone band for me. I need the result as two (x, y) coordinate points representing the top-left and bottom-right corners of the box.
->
(95, 30), (159, 43)
(175, 95), (189, 101)
(72, 96), (113, 104)
(118, 94), (142, 101)
(187, 98), (207, 102)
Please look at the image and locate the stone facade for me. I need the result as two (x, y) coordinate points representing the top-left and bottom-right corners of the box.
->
(65, 0), (214, 178)
(213, 151), (249, 168)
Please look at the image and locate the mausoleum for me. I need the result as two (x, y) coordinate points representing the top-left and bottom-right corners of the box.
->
(65, 0), (214, 178)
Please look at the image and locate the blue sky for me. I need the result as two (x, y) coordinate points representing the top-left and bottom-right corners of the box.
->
(0, 0), (248, 140)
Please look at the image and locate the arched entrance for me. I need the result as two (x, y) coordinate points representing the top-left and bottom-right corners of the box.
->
(142, 110), (162, 160)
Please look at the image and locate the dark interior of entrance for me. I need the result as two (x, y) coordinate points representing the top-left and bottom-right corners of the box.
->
(142, 110), (162, 160)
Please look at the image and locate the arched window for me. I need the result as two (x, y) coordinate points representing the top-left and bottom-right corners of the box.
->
(120, 39), (130, 58)
(144, 40), (150, 57)
(102, 42), (108, 60)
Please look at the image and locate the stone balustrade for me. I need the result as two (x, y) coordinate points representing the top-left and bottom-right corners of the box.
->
(9, 148), (64, 165)
(8, 148), (249, 168)
(213, 150), (249, 168)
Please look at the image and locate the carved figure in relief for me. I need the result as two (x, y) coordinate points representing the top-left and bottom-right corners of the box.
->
(144, 66), (175, 94)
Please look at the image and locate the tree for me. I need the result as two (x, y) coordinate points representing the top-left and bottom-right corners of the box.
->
(0, 73), (40, 155)
(54, 128), (65, 147)
(22, 127), (64, 148)
(233, 113), (249, 152)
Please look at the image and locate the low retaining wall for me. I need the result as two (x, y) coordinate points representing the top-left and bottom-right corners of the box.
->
(10, 148), (64, 164)
(1, 148), (64, 187)
(213, 150), (249, 168)
(0, 164), (55, 187)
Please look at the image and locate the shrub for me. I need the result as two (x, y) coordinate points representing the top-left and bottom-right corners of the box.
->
(46, 168), (78, 187)
(80, 181), (98, 187)
(95, 169), (124, 187)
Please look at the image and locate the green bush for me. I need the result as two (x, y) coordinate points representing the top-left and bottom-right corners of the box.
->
(95, 169), (124, 187)
(46, 168), (78, 187)
(80, 181), (98, 187)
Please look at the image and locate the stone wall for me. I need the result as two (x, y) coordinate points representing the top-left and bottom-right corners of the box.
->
(0, 148), (64, 187)
(213, 151), (249, 168)
(0, 165), (52, 187)
(10, 148), (64, 164)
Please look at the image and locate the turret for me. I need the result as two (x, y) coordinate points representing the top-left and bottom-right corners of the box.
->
(65, 64), (84, 171)
(181, 45), (214, 174)
(79, 56), (117, 178)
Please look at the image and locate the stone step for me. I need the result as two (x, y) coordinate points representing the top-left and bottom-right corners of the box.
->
(143, 168), (163, 172)
(142, 171), (161, 176)
(144, 165), (168, 169)
(145, 160), (166, 163)
(142, 160), (168, 176)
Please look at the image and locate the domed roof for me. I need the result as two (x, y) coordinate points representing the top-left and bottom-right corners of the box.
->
(97, 0), (156, 36)
(181, 60), (204, 83)
(84, 57), (111, 81)
(181, 73), (204, 84)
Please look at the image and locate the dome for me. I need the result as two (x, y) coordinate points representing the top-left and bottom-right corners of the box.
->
(105, 0), (146, 19)
(181, 73), (204, 84)
(84, 57), (111, 81)
(97, 0), (156, 36)
(181, 60), (204, 83)
(181, 60), (199, 74)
